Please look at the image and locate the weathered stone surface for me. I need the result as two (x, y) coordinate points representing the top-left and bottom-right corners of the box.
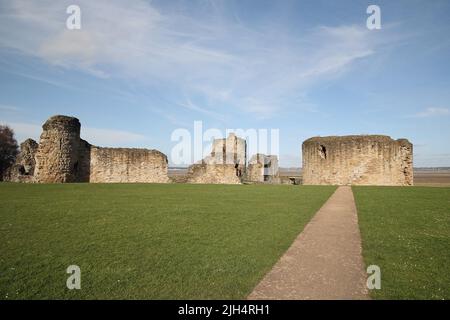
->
(77, 139), (92, 182)
(247, 154), (280, 183)
(302, 135), (413, 186)
(210, 133), (246, 168)
(11, 115), (414, 186)
(18, 139), (39, 176)
(30, 115), (169, 183)
(3, 138), (38, 182)
(34, 115), (81, 183)
(186, 163), (241, 184)
(89, 147), (169, 183)
(186, 133), (246, 184)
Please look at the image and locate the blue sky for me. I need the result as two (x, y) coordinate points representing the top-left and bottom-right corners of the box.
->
(0, 0), (449, 167)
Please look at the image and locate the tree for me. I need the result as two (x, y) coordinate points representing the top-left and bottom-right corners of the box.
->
(0, 125), (19, 180)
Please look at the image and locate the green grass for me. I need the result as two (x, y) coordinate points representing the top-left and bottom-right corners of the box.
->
(0, 183), (335, 299)
(353, 186), (450, 300)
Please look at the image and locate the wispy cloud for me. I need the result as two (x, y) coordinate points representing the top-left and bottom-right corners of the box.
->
(177, 99), (227, 122)
(408, 107), (450, 118)
(1, 69), (79, 90)
(0, 0), (389, 119)
(149, 107), (192, 128)
(0, 104), (21, 112)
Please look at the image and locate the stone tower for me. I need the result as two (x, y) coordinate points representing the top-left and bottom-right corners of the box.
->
(247, 154), (280, 183)
(302, 135), (413, 186)
(2, 138), (39, 182)
(186, 133), (247, 184)
(34, 115), (82, 183)
(210, 133), (247, 174)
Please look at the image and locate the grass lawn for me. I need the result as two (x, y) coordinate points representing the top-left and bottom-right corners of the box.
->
(0, 183), (335, 299)
(353, 186), (450, 300)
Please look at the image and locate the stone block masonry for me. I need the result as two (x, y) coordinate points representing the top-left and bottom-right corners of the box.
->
(34, 116), (82, 183)
(302, 135), (413, 186)
(186, 133), (247, 184)
(247, 154), (280, 183)
(89, 147), (169, 183)
(3, 138), (39, 182)
(5, 115), (414, 186)
(186, 163), (241, 184)
(13, 115), (169, 183)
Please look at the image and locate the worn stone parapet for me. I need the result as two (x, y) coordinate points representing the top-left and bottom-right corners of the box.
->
(89, 147), (169, 183)
(302, 135), (413, 186)
(34, 115), (81, 183)
(186, 133), (247, 184)
(186, 163), (241, 184)
(247, 154), (280, 183)
(3, 138), (39, 182)
(14, 115), (169, 184)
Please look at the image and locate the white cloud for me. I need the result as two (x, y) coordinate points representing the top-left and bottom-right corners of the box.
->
(176, 99), (227, 122)
(0, 104), (21, 112)
(3, 121), (147, 147)
(0, 0), (387, 119)
(409, 107), (450, 118)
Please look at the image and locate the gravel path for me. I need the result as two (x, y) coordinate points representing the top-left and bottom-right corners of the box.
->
(248, 186), (370, 300)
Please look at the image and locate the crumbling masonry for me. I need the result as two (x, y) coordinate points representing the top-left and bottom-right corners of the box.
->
(186, 133), (247, 184)
(247, 154), (280, 183)
(8, 115), (169, 183)
(5, 115), (413, 186)
(302, 135), (413, 186)
(3, 138), (38, 182)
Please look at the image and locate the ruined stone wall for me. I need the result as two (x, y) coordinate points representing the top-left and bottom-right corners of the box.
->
(3, 138), (38, 182)
(302, 135), (413, 186)
(210, 133), (247, 172)
(77, 139), (92, 182)
(89, 147), (169, 183)
(28, 115), (169, 184)
(186, 133), (247, 184)
(186, 164), (241, 184)
(247, 161), (263, 182)
(18, 139), (39, 176)
(34, 116), (81, 183)
(247, 154), (280, 183)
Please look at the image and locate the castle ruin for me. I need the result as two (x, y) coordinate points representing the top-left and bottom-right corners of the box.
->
(247, 154), (280, 183)
(4, 115), (414, 186)
(8, 115), (169, 183)
(4, 138), (38, 183)
(186, 133), (247, 184)
(302, 135), (413, 186)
